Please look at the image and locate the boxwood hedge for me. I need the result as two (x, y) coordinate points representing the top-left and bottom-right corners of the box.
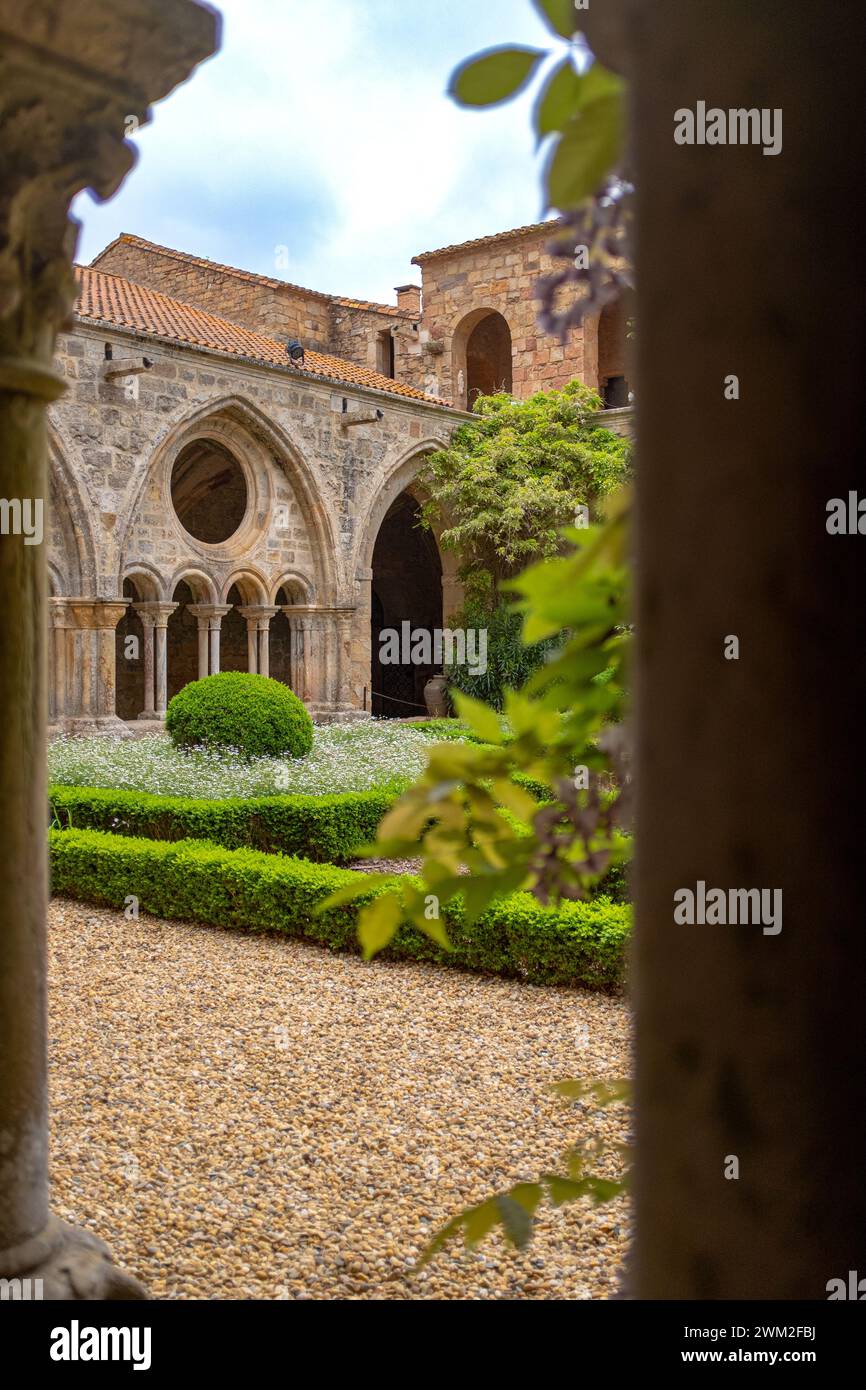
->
(48, 783), (631, 898)
(49, 785), (393, 864)
(49, 828), (630, 990)
(166, 672), (314, 759)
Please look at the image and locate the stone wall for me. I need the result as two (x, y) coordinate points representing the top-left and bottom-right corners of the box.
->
(47, 320), (457, 724)
(409, 225), (602, 406)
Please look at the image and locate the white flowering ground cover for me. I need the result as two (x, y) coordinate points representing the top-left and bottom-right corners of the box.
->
(48, 722), (452, 799)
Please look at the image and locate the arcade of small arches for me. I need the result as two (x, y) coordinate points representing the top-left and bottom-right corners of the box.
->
(45, 406), (457, 735)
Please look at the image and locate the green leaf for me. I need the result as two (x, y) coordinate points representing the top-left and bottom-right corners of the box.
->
(357, 893), (403, 960)
(534, 57), (584, 140)
(545, 93), (624, 209)
(459, 873), (508, 925)
(491, 778), (539, 823)
(314, 874), (397, 913)
(573, 61), (625, 110)
(545, 1174), (593, 1206)
(532, 0), (580, 39)
(450, 692), (504, 744)
(584, 1176), (627, 1204)
(494, 1192), (537, 1249)
(551, 1078), (632, 1105)
(463, 1199), (501, 1247)
(449, 46), (547, 109)
(416, 915), (453, 951)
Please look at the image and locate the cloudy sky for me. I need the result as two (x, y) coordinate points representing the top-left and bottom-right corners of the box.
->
(72, 0), (559, 305)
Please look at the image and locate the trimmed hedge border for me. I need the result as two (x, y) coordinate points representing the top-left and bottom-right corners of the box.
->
(49, 785), (395, 864)
(48, 783), (631, 900)
(49, 828), (630, 991)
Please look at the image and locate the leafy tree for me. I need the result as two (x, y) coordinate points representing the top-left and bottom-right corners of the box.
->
(419, 379), (631, 594)
(444, 592), (558, 713)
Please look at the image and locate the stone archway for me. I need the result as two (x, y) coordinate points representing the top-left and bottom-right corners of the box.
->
(269, 591), (293, 688)
(167, 573), (219, 704)
(452, 308), (513, 410)
(370, 490), (443, 719)
(120, 396), (338, 609)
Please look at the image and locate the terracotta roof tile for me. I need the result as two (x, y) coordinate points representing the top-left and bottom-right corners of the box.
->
(92, 235), (409, 317)
(73, 266), (451, 407)
(413, 218), (563, 262)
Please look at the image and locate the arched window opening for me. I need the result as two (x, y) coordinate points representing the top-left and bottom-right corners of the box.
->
(171, 439), (247, 543)
(115, 578), (145, 721)
(598, 293), (634, 408)
(167, 580), (201, 703)
(269, 586), (293, 688)
(370, 492), (442, 719)
(220, 584), (248, 673)
(466, 311), (512, 405)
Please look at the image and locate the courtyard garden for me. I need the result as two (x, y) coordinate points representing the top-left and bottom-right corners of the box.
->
(48, 710), (630, 991)
(44, 366), (634, 1296)
(46, 658), (632, 1297)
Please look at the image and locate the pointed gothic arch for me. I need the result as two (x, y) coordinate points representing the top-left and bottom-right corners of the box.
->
(119, 395), (336, 603)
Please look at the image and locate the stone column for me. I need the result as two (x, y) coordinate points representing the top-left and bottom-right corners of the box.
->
(95, 600), (129, 719)
(132, 604), (158, 720)
(311, 612), (330, 707)
(585, 0), (866, 1299)
(335, 610), (356, 709)
(285, 611), (304, 698)
(64, 601), (130, 734)
(237, 607), (259, 674)
(68, 603), (97, 722)
(257, 618), (272, 679)
(47, 598), (73, 726)
(151, 604), (177, 717)
(238, 606), (279, 678)
(197, 622), (209, 679)
(0, 0), (217, 1299)
(187, 604), (231, 679)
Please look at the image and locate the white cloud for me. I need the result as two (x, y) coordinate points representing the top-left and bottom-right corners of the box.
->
(73, 0), (562, 302)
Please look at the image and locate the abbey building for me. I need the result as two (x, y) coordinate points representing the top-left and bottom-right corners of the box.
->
(46, 222), (632, 732)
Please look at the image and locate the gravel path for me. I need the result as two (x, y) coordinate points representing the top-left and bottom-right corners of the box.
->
(48, 899), (631, 1300)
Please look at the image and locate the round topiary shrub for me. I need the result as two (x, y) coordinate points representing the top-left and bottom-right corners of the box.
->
(166, 672), (314, 760)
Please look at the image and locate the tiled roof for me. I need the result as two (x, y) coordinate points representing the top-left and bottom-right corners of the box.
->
(92, 235), (409, 317)
(413, 219), (563, 262)
(73, 266), (451, 407)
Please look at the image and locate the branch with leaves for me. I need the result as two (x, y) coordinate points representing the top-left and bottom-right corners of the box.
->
(417, 1080), (631, 1267)
(450, 0), (633, 336)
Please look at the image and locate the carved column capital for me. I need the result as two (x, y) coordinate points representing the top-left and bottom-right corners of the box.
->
(0, 0), (219, 371)
(237, 604), (280, 628)
(132, 600), (177, 630)
(188, 603), (232, 629)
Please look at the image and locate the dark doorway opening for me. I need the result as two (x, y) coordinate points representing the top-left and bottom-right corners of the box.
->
(115, 578), (144, 721)
(270, 587), (293, 687)
(221, 584), (248, 673)
(167, 580), (200, 703)
(466, 311), (512, 404)
(376, 329), (396, 380)
(598, 293), (634, 407)
(370, 492), (442, 719)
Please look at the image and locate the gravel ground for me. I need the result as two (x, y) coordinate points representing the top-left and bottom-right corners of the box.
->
(47, 899), (632, 1301)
